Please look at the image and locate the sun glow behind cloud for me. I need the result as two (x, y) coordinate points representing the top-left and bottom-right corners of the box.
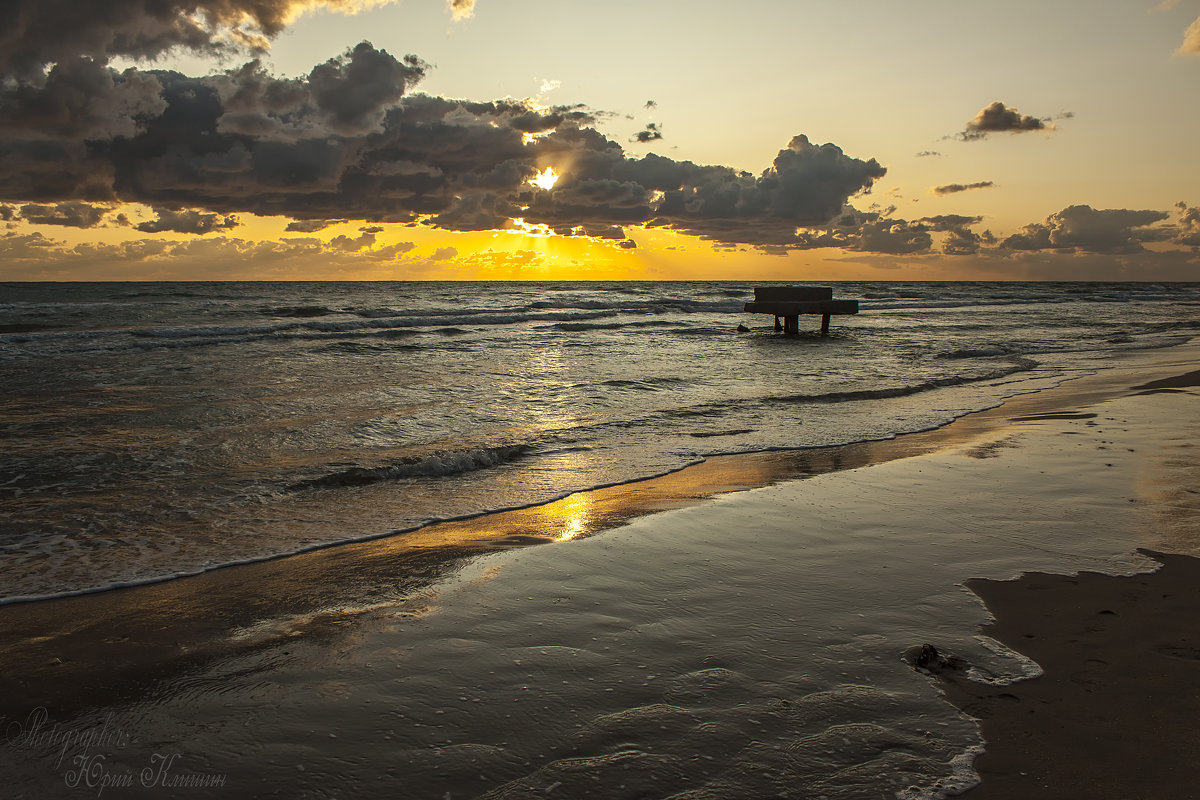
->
(528, 167), (560, 191)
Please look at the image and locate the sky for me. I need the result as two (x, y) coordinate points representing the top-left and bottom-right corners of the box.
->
(1, 0), (1198, 281)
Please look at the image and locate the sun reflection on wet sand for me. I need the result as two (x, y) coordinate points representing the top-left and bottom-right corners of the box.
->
(547, 493), (591, 541)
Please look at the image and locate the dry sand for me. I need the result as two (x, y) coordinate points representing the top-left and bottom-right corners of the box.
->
(935, 551), (1200, 799)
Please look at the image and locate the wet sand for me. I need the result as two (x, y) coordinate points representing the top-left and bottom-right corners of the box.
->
(1, 343), (1198, 798)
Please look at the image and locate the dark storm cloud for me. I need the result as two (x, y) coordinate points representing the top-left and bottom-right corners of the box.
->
(428, 193), (523, 232)
(613, 135), (887, 246)
(933, 181), (994, 195)
(1001, 205), (1170, 254)
(0, 0), (396, 78)
(206, 45), (427, 139)
(958, 101), (1052, 141)
(0, 58), (167, 139)
(307, 43), (427, 135)
(134, 207), (239, 233)
(0, 4), (890, 251)
(22, 69), (880, 248)
(18, 201), (112, 227)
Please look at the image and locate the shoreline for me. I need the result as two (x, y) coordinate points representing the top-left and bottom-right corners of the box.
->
(1, 341), (1198, 797)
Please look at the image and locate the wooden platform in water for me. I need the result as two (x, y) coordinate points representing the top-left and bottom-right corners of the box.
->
(744, 287), (859, 334)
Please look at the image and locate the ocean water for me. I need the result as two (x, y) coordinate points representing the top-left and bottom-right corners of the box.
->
(1, 280), (1198, 604)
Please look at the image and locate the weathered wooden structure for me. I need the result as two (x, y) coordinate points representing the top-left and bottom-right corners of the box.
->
(744, 286), (859, 335)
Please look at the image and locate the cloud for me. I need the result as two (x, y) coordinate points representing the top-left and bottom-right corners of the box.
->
(209, 45), (427, 139)
(327, 231), (376, 250)
(307, 43), (427, 134)
(0, 0), (399, 78)
(1174, 201), (1200, 246)
(431, 246), (458, 261)
(374, 240), (416, 258)
(448, 0), (476, 20)
(854, 219), (933, 255)
(0, 11), (891, 252)
(644, 100), (657, 109)
(621, 134), (887, 247)
(0, 58), (168, 139)
(774, 210), (994, 257)
(0, 228), (436, 279)
(1000, 205), (1170, 254)
(1, 58), (885, 249)
(286, 219), (345, 232)
(1180, 15), (1200, 54)
(933, 181), (995, 195)
(18, 201), (112, 227)
(958, 101), (1051, 141)
(134, 207), (239, 233)
(915, 151), (941, 158)
(631, 123), (663, 144)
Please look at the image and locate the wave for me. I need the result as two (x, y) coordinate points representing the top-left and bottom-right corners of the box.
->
(550, 319), (689, 332)
(581, 377), (689, 392)
(766, 360), (1038, 405)
(288, 444), (531, 491)
(260, 305), (338, 318)
(530, 298), (742, 314)
(936, 346), (1013, 359)
(646, 359), (1040, 424)
(0, 309), (635, 354)
(688, 428), (757, 438)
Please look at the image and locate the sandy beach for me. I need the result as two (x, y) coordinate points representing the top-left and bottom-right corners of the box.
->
(2, 342), (1198, 799)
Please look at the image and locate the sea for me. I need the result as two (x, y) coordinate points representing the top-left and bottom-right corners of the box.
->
(1, 280), (1197, 603)
(2, 280), (1199, 798)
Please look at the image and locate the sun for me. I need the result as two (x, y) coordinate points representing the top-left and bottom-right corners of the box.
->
(528, 167), (559, 191)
